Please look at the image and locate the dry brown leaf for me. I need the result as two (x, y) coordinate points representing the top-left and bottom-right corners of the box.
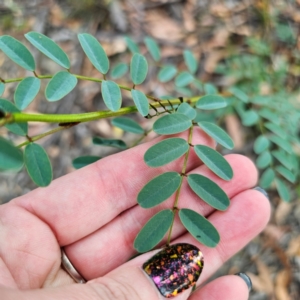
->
(49, 3), (65, 27)
(224, 114), (244, 150)
(287, 236), (300, 257)
(275, 201), (293, 225)
(210, 4), (231, 18)
(101, 37), (127, 57)
(206, 28), (230, 49)
(275, 270), (291, 300)
(263, 224), (286, 242)
(204, 50), (226, 73)
(182, 0), (197, 32)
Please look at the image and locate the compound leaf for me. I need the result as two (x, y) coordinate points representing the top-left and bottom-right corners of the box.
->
(78, 33), (109, 74)
(0, 137), (23, 170)
(258, 108), (280, 124)
(187, 174), (230, 211)
(131, 89), (149, 117)
(196, 95), (227, 110)
(144, 37), (161, 61)
(264, 122), (287, 139)
(254, 135), (270, 154)
(0, 35), (35, 71)
(259, 168), (275, 189)
(25, 31), (70, 69)
(272, 150), (293, 170)
(194, 145), (233, 181)
(275, 178), (290, 202)
(197, 122), (234, 149)
(157, 65), (177, 82)
(179, 208), (220, 247)
(144, 138), (188, 167)
(256, 151), (272, 169)
(92, 137), (127, 149)
(176, 102), (196, 120)
(0, 99), (28, 136)
(112, 116), (144, 134)
(110, 63), (128, 79)
(153, 113), (192, 135)
(45, 71), (77, 101)
(101, 80), (122, 111)
(14, 77), (40, 110)
(175, 72), (194, 87)
(138, 172), (181, 208)
(72, 156), (101, 169)
(134, 209), (173, 252)
(130, 53), (148, 85)
(183, 50), (197, 74)
(275, 166), (296, 183)
(24, 143), (52, 187)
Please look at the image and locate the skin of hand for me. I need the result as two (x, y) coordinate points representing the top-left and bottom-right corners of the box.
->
(0, 128), (270, 300)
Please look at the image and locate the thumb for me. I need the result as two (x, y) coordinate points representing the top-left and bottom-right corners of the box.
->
(2, 243), (203, 300)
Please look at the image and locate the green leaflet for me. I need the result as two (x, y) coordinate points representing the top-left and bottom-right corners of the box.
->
(78, 33), (109, 74)
(138, 172), (181, 208)
(259, 168), (275, 189)
(176, 103), (197, 120)
(110, 63), (128, 79)
(183, 50), (198, 74)
(144, 37), (161, 61)
(0, 99), (28, 136)
(92, 137), (127, 149)
(264, 122), (287, 139)
(258, 108), (280, 124)
(45, 71), (77, 101)
(111, 117), (144, 134)
(187, 174), (230, 211)
(0, 137), (23, 170)
(0, 35), (35, 71)
(25, 31), (70, 69)
(14, 77), (41, 110)
(197, 122), (234, 149)
(275, 166), (296, 183)
(130, 53), (148, 85)
(194, 145), (233, 181)
(179, 208), (220, 247)
(24, 143), (52, 187)
(72, 156), (101, 169)
(153, 113), (192, 135)
(275, 178), (290, 202)
(0, 82), (4, 96)
(131, 89), (149, 117)
(272, 150), (293, 170)
(124, 36), (140, 54)
(157, 65), (177, 82)
(228, 86), (249, 103)
(268, 135), (292, 154)
(134, 209), (173, 253)
(241, 110), (259, 126)
(144, 138), (189, 167)
(175, 72), (194, 87)
(101, 80), (122, 111)
(256, 151), (272, 169)
(253, 135), (270, 154)
(196, 95), (227, 110)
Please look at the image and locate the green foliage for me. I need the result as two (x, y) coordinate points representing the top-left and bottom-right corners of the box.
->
(25, 32), (70, 69)
(153, 114), (192, 135)
(144, 138), (188, 167)
(0, 137), (23, 170)
(138, 172), (181, 208)
(131, 89), (149, 117)
(130, 53), (148, 85)
(101, 80), (122, 111)
(45, 71), (77, 101)
(72, 156), (101, 169)
(196, 95), (226, 110)
(111, 117), (144, 134)
(0, 83), (5, 96)
(78, 33), (109, 74)
(92, 137), (127, 149)
(175, 72), (194, 87)
(183, 50), (197, 75)
(176, 103), (197, 120)
(134, 209), (173, 252)
(24, 143), (52, 187)
(0, 35), (35, 71)
(157, 65), (177, 82)
(110, 63), (128, 79)
(179, 209), (220, 247)
(144, 37), (161, 62)
(14, 77), (41, 110)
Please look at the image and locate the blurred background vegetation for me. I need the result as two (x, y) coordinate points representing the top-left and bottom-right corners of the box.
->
(0, 0), (300, 298)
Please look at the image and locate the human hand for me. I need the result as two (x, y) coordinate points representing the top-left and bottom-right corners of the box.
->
(0, 128), (270, 299)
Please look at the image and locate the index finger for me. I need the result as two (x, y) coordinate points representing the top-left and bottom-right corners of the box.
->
(13, 128), (215, 245)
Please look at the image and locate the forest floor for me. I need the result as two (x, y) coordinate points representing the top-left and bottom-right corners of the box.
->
(0, 0), (300, 299)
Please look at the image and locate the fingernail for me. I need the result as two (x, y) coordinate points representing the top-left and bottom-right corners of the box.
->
(253, 186), (269, 200)
(143, 243), (204, 298)
(235, 272), (252, 292)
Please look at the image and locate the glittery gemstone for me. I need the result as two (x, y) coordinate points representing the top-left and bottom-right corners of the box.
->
(142, 243), (204, 298)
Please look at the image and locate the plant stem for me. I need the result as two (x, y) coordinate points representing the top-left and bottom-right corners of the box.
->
(2, 97), (200, 125)
(17, 124), (78, 148)
(166, 125), (194, 246)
